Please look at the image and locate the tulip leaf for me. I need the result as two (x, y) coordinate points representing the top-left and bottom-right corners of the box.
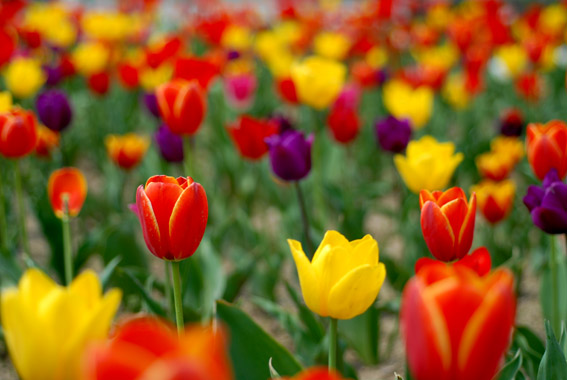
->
(119, 268), (166, 317)
(496, 349), (523, 380)
(216, 300), (302, 380)
(512, 326), (545, 379)
(537, 320), (567, 380)
(285, 282), (325, 342)
(269, 358), (281, 378)
(560, 322), (567, 356)
(100, 256), (122, 289)
(339, 305), (380, 365)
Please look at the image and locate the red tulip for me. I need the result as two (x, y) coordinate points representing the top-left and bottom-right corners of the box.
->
(415, 246), (492, 277)
(135, 175), (208, 261)
(0, 108), (38, 158)
(48, 167), (87, 218)
(420, 187), (476, 262)
(227, 115), (279, 160)
(401, 256), (516, 380)
(276, 77), (299, 104)
(327, 104), (360, 144)
(526, 120), (567, 180)
(173, 56), (219, 90)
(156, 80), (206, 136)
(117, 63), (139, 89)
(88, 72), (110, 96)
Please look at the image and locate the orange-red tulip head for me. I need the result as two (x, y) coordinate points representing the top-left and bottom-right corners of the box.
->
(156, 80), (206, 136)
(526, 120), (567, 180)
(0, 108), (38, 158)
(48, 168), (87, 218)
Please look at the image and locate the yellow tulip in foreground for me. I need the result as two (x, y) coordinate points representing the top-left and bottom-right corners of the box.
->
(394, 135), (464, 193)
(288, 231), (386, 320)
(1, 268), (121, 380)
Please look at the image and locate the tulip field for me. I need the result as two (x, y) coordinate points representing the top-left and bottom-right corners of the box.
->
(2, 0), (567, 379)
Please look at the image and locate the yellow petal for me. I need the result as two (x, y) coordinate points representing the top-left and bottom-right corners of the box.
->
(327, 263), (386, 319)
(349, 234), (379, 265)
(288, 239), (322, 316)
(20, 268), (57, 309)
(69, 270), (102, 308)
(394, 154), (422, 193)
(312, 230), (349, 263)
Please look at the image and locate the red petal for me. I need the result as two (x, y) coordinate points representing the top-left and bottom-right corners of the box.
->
(456, 193), (476, 259)
(136, 185), (164, 258)
(421, 201), (457, 261)
(455, 247), (492, 276)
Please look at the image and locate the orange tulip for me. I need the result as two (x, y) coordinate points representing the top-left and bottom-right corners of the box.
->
(420, 187), (476, 262)
(48, 167), (87, 218)
(0, 108), (38, 158)
(401, 257), (516, 380)
(105, 133), (150, 170)
(156, 80), (206, 136)
(83, 316), (233, 380)
(526, 120), (567, 180)
(471, 180), (515, 225)
(475, 151), (515, 181)
(35, 125), (59, 158)
(135, 175), (208, 261)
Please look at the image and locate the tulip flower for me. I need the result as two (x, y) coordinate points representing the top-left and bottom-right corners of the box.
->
(155, 124), (184, 163)
(1, 268), (121, 380)
(523, 169), (567, 234)
(490, 136), (524, 165)
(288, 230), (386, 320)
(3, 56), (46, 98)
(0, 108), (38, 158)
(223, 73), (257, 110)
(420, 187), (477, 262)
(36, 89), (73, 132)
(313, 32), (351, 61)
(88, 72), (110, 96)
(105, 133), (150, 170)
(142, 92), (161, 118)
(394, 136), (464, 193)
(71, 42), (109, 76)
(290, 56), (346, 110)
(84, 316), (233, 380)
(375, 115), (412, 153)
(156, 80), (206, 136)
(0, 91), (12, 112)
(499, 108), (524, 137)
(265, 130), (313, 182)
(442, 73), (471, 110)
(383, 79), (434, 129)
(228, 115), (279, 160)
(172, 56), (219, 90)
(475, 151), (516, 181)
(526, 120), (567, 180)
(472, 180), (515, 225)
(401, 259), (516, 380)
(326, 85), (361, 144)
(48, 168), (87, 218)
(36, 125), (60, 158)
(276, 77), (299, 104)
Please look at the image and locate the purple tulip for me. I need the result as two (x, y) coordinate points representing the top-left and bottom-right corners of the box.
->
(155, 124), (184, 163)
(499, 108), (524, 137)
(523, 169), (567, 234)
(43, 65), (63, 87)
(143, 93), (161, 119)
(265, 130), (313, 181)
(375, 115), (412, 153)
(36, 89), (72, 132)
(271, 114), (293, 133)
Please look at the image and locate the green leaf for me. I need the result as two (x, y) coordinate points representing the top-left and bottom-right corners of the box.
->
(496, 349), (523, 380)
(216, 300), (302, 380)
(269, 358), (281, 378)
(339, 305), (380, 364)
(285, 282), (325, 342)
(537, 320), (567, 380)
(540, 254), (567, 328)
(119, 268), (166, 317)
(100, 256), (122, 290)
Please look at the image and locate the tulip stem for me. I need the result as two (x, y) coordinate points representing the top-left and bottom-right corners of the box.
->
(0, 169), (8, 257)
(328, 318), (338, 370)
(183, 137), (194, 177)
(164, 261), (175, 321)
(551, 235), (560, 336)
(62, 195), (73, 285)
(295, 182), (313, 257)
(171, 260), (184, 336)
(14, 160), (31, 264)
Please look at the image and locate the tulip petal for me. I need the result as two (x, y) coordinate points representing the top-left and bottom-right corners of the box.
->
(529, 135), (563, 180)
(349, 234), (379, 265)
(456, 194), (476, 258)
(394, 155), (422, 194)
(168, 182), (208, 260)
(136, 186), (163, 257)
(85, 341), (158, 380)
(436, 187), (466, 207)
(288, 239), (321, 316)
(421, 201), (456, 261)
(312, 230), (350, 263)
(69, 270), (102, 307)
(327, 263), (386, 319)
(19, 268), (57, 308)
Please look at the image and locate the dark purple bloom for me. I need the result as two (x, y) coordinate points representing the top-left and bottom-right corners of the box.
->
(227, 50), (241, 60)
(270, 114), (293, 133)
(265, 130), (313, 181)
(155, 124), (184, 163)
(43, 65), (63, 87)
(36, 89), (72, 132)
(523, 169), (567, 234)
(499, 108), (524, 137)
(375, 115), (412, 153)
(143, 93), (161, 119)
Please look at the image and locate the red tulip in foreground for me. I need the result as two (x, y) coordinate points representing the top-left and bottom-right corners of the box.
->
(420, 187), (476, 262)
(401, 253), (516, 380)
(135, 175), (208, 261)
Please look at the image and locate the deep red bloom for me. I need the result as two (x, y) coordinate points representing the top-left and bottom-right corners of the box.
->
(526, 120), (567, 180)
(227, 115), (279, 160)
(117, 64), (139, 89)
(516, 71), (543, 103)
(145, 36), (183, 69)
(0, 108), (38, 158)
(156, 80), (206, 136)
(88, 72), (110, 96)
(135, 175), (208, 261)
(173, 56), (219, 90)
(18, 28), (41, 49)
(276, 77), (298, 104)
(327, 105), (360, 144)
(0, 28), (15, 68)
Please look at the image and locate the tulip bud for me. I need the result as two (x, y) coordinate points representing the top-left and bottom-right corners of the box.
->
(36, 89), (73, 132)
(135, 175), (208, 261)
(499, 108), (524, 137)
(265, 130), (313, 182)
(3, 56), (46, 99)
(326, 85), (361, 144)
(88, 72), (110, 96)
(227, 115), (279, 160)
(105, 133), (150, 170)
(523, 169), (567, 234)
(47, 167), (87, 218)
(375, 115), (412, 153)
(0, 108), (38, 158)
(420, 187), (476, 262)
(156, 80), (206, 136)
(276, 77), (299, 104)
(472, 180), (515, 225)
(223, 73), (257, 111)
(526, 120), (567, 180)
(142, 92), (161, 118)
(155, 124), (184, 163)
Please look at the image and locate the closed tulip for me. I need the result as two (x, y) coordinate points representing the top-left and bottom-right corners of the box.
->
(156, 80), (206, 136)
(288, 231), (386, 320)
(155, 124), (184, 163)
(227, 115), (279, 160)
(523, 169), (567, 234)
(265, 130), (313, 182)
(87, 72), (110, 96)
(290, 56), (346, 110)
(105, 133), (150, 170)
(472, 180), (515, 225)
(48, 167), (87, 218)
(420, 187), (476, 262)
(383, 79), (434, 129)
(526, 120), (567, 180)
(1, 268), (121, 380)
(475, 151), (516, 181)
(276, 77), (299, 104)
(326, 85), (361, 144)
(223, 73), (257, 111)
(83, 316), (233, 380)
(36, 89), (73, 132)
(3, 56), (46, 98)
(499, 108), (524, 137)
(0, 108), (38, 158)
(394, 136), (463, 193)
(375, 115), (412, 153)
(135, 175), (208, 261)
(401, 260), (516, 380)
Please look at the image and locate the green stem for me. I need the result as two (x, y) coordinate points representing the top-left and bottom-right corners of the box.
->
(328, 318), (337, 371)
(14, 160), (31, 263)
(164, 261), (175, 321)
(183, 137), (194, 177)
(551, 235), (560, 336)
(295, 182), (313, 257)
(0, 168), (8, 256)
(171, 261), (184, 336)
(62, 195), (73, 285)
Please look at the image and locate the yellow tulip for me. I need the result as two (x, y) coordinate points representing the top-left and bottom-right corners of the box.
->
(22, 3), (76, 48)
(72, 42), (110, 76)
(1, 268), (121, 380)
(290, 56), (346, 110)
(82, 11), (143, 42)
(313, 31), (351, 61)
(3, 57), (46, 99)
(495, 44), (527, 79)
(442, 73), (470, 110)
(394, 135), (464, 193)
(221, 24), (253, 51)
(365, 46), (388, 69)
(490, 136), (524, 164)
(139, 64), (173, 91)
(382, 80), (434, 129)
(288, 231), (386, 320)
(0, 91), (13, 113)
